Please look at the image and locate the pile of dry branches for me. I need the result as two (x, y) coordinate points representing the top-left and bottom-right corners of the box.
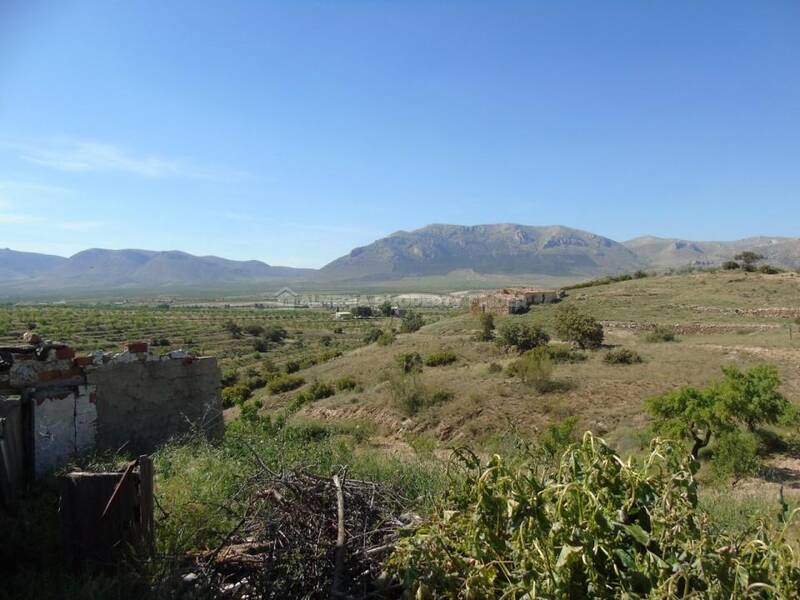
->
(185, 452), (416, 599)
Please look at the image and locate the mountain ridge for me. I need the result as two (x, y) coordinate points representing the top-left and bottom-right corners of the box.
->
(2, 224), (799, 294)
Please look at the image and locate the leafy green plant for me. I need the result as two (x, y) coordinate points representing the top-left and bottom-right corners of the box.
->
(487, 362), (503, 374)
(496, 321), (550, 353)
(554, 304), (604, 349)
(389, 434), (800, 598)
(424, 350), (457, 367)
(547, 343), (587, 363)
(508, 346), (554, 392)
(363, 327), (383, 344)
(267, 374), (305, 394)
(397, 352), (423, 375)
(604, 347), (643, 365)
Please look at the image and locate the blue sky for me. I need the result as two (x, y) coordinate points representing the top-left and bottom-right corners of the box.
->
(0, 1), (798, 268)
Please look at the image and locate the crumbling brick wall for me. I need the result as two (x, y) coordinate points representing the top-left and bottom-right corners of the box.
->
(1, 340), (223, 488)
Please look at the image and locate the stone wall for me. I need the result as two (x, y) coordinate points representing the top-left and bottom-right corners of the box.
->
(88, 356), (222, 455)
(1, 339), (223, 489)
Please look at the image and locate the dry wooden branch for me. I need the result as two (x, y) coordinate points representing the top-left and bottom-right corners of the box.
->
(331, 471), (347, 599)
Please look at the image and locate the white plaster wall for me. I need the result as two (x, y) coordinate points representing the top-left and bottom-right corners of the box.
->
(33, 385), (97, 478)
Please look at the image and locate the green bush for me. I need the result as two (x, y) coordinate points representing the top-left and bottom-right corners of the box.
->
(263, 325), (288, 343)
(253, 338), (269, 353)
(487, 362), (503, 374)
(377, 330), (396, 346)
(428, 389), (454, 405)
(306, 380), (334, 401)
(722, 260), (741, 270)
(759, 264), (782, 275)
(475, 312), (495, 342)
(267, 374), (305, 394)
(285, 360), (300, 374)
(508, 346), (554, 392)
(424, 350), (457, 367)
(547, 343), (587, 363)
(644, 326), (677, 343)
(389, 375), (429, 416)
(243, 324), (265, 336)
(712, 430), (760, 481)
(397, 352), (423, 375)
(335, 376), (359, 392)
(554, 304), (604, 349)
(496, 321), (550, 353)
(400, 310), (425, 333)
(221, 382), (251, 407)
(363, 327), (383, 344)
(603, 347), (643, 365)
(388, 434), (800, 598)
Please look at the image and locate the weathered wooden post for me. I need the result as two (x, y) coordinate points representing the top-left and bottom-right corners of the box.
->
(59, 458), (154, 570)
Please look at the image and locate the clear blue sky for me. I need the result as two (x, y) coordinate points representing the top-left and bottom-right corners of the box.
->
(1, 1), (798, 268)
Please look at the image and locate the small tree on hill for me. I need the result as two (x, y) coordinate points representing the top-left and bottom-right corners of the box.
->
(646, 363), (793, 461)
(716, 364), (790, 432)
(496, 321), (549, 353)
(475, 313), (495, 342)
(734, 251), (764, 272)
(554, 305), (604, 349)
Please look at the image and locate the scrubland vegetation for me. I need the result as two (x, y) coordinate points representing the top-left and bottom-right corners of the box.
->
(5, 270), (800, 597)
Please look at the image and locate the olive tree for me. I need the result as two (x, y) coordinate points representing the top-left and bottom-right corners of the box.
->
(496, 321), (549, 353)
(553, 305), (604, 349)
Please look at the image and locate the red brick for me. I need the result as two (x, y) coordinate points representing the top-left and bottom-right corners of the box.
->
(55, 347), (76, 360)
(74, 356), (95, 368)
(125, 342), (149, 353)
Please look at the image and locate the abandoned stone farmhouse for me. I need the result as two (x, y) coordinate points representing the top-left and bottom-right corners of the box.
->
(470, 287), (562, 315)
(0, 335), (223, 505)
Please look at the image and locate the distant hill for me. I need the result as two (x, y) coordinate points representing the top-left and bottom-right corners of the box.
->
(0, 248), (313, 293)
(318, 224), (644, 282)
(0, 249), (68, 281)
(2, 225), (799, 295)
(624, 236), (800, 270)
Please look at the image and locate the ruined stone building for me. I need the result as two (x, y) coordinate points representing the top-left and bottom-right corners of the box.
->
(0, 338), (223, 505)
(470, 288), (562, 316)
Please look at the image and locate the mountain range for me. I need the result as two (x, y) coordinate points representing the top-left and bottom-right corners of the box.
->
(2, 224), (798, 295)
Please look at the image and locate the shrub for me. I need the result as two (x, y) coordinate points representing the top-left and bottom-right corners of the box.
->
(320, 334), (333, 347)
(487, 362), (503, 374)
(424, 350), (457, 367)
(509, 347), (554, 392)
(603, 347), (643, 365)
(221, 382), (251, 407)
(722, 260), (741, 270)
(400, 310), (425, 333)
(397, 352), (423, 375)
(496, 321), (550, 353)
(377, 330), (396, 346)
(644, 326), (677, 343)
(389, 375), (428, 416)
(267, 374), (305, 394)
(253, 339), (269, 353)
(546, 343), (587, 363)
(539, 416), (579, 460)
(759, 264), (782, 275)
(223, 319), (242, 338)
(285, 360), (300, 374)
(363, 327), (383, 344)
(221, 368), (239, 387)
(554, 304), (604, 349)
(475, 312), (495, 342)
(712, 430), (760, 481)
(388, 434), (800, 598)
(734, 251), (764, 271)
(243, 324), (265, 337)
(263, 325), (288, 343)
(335, 376), (359, 392)
(306, 381), (335, 401)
